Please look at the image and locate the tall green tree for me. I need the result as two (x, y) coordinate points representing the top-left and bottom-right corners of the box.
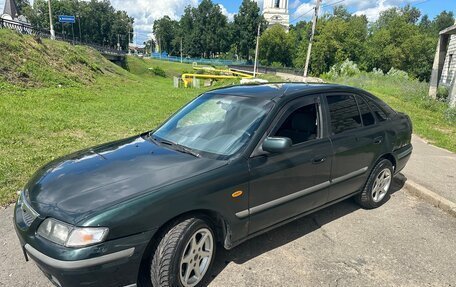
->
(153, 16), (179, 54)
(259, 24), (293, 66)
(233, 0), (266, 60)
(432, 11), (455, 33)
(28, 0), (133, 49)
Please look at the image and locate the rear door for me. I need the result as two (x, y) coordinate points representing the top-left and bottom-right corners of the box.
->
(324, 93), (384, 202)
(247, 95), (332, 234)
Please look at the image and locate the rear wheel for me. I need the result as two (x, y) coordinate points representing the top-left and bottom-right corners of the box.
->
(355, 159), (393, 209)
(150, 217), (216, 287)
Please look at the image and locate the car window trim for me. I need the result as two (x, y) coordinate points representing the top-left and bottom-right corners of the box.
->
(353, 94), (377, 127)
(250, 94), (323, 158)
(323, 92), (364, 136)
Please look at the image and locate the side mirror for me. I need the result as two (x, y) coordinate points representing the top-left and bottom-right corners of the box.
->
(262, 137), (292, 153)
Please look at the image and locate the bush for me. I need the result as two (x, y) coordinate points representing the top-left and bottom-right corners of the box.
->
(444, 107), (456, 123)
(437, 85), (450, 102)
(386, 68), (409, 80)
(151, 66), (166, 77)
(372, 68), (384, 75)
(271, 62), (284, 68)
(326, 59), (360, 79)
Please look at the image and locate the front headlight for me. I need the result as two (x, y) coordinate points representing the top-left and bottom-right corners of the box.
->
(37, 218), (109, 247)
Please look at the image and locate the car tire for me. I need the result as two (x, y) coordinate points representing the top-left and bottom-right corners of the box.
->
(355, 159), (394, 209)
(150, 217), (216, 287)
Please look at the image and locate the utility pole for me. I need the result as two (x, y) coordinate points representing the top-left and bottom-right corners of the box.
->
(48, 0), (55, 39)
(253, 22), (261, 78)
(303, 0), (322, 78)
(128, 23), (131, 55)
(77, 14), (82, 42)
(180, 37), (183, 63)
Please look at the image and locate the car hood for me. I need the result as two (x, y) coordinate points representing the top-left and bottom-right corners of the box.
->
(25, 134), (227, 224)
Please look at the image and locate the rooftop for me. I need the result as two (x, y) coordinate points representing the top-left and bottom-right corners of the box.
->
(209, 83), (359, 100)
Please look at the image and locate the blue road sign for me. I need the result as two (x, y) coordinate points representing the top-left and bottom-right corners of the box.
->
(58, 15), (76, 24)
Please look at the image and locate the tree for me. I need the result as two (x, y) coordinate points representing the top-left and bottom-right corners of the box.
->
(233, 0), (266, 60)
(293, 8), (367, 74)
(259, 25), (293, 66)
(153, 16), (178, 54)
(28, 0), (133, 49)
(432, 11), (455, 33)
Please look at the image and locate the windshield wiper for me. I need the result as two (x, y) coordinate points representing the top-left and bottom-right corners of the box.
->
(151, 136), (200, 158)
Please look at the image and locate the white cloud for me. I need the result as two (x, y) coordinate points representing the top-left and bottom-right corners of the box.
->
(290, 0), (303, 10)
(110, 0), (198, 44)
(352, 0), (422, 21)
(218, 4), (235, 22)
(291, 1), (316, 22)
(353, 0), (393, 21)
(0, 0), (4, 14)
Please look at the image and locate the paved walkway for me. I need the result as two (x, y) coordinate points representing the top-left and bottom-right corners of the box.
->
(403, 135), (456, 204)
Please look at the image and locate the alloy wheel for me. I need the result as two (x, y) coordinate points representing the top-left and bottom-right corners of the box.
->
(371, 168), (392, 202)
(179, 228), (214, 287)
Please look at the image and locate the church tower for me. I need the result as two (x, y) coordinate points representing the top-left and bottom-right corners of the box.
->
(263, 0), (290, 31)
(1, 0), (19, 20)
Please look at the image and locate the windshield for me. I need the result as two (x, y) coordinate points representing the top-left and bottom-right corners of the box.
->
(152, 93), (273, 158)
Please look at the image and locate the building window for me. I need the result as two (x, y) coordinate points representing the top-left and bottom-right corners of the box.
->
(274, 0), (280, 8)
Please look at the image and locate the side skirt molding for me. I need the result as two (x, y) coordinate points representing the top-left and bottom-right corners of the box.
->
(236, 167), (368, 219)
(227, 190), (360, 250)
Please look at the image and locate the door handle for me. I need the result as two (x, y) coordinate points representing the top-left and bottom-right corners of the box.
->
(374, 136), (383, 144)
(312, 156), (326, 164)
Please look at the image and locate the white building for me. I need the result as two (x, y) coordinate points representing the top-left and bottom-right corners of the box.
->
(429, 22), (456, 107)
(1, 0), (19, 20)
(263, 0), (290, 31)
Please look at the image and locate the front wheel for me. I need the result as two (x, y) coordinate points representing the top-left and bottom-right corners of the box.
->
(150, 217), (216, 287)
(355, 159), (393, 209)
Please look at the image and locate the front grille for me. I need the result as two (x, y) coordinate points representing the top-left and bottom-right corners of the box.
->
(20, 196), (39, 227)
(22, 208), (35, 226)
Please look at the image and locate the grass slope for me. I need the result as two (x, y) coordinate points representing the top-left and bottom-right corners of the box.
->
(0, 29), (128, 88)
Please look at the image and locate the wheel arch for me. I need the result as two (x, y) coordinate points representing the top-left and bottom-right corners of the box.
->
(377, 153), (397, 172)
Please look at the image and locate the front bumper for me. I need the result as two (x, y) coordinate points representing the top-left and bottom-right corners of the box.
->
(14, 201), (155, 287)
(24, 244), (139, 287)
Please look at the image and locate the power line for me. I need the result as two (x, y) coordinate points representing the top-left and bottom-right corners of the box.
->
(290, 0), (346, 24)
(322, 0), (346, 8)
(290, 7), (314, 23)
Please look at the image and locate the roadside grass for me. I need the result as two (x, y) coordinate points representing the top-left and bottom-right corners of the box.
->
(324, 73), (456, 153)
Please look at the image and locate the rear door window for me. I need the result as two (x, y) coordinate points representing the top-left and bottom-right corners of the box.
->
(364, 97), (388, 122)
(326, 95), (362, 135)
(355, 96), (375, 126)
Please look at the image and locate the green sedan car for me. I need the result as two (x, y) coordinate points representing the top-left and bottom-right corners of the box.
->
(14, 83), (413, 287)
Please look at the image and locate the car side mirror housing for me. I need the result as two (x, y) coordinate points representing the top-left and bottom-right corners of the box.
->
(262, 137), (292, 153)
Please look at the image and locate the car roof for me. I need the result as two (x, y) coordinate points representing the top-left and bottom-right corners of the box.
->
(207, 83), (367, 101)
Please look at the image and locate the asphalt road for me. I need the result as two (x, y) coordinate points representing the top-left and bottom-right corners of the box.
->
(1, 179), (455, 287)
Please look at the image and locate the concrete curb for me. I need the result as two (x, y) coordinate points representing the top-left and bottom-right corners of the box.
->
(403, 180), (456, 218)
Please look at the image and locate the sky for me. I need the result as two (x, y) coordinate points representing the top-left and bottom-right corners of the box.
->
(1, 0), (456, 44)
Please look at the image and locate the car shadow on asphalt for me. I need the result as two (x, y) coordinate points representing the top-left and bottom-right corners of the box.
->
(205, 175), (406, 285)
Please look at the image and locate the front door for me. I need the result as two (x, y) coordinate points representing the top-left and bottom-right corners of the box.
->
(247, 96), (332, 234)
